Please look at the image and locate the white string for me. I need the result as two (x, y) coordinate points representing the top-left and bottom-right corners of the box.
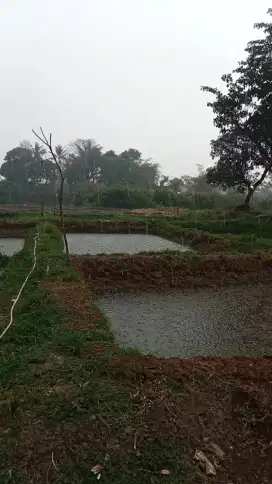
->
(0, 233), (39, 340)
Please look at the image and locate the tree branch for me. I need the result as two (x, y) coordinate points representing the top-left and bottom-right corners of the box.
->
(253, 167), (269, 190)
(32, 128), (69, 260)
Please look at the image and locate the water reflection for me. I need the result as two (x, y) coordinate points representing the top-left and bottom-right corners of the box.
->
(67, 233), (190, 255)
(0, 238), (24, 256)
(99, 286), (272, 357)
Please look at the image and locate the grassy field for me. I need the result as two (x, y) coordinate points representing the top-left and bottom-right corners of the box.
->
(0, 214), (272, 483)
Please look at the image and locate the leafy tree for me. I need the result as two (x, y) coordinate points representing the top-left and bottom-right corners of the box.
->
(101, 186), (153, 209)
(154, 188), (176, 207)
(159, 175), (169, 188)
(99, 148), (159, 188)
(120, 148), (142, 163)
(202, 9), (272, 209)
(0, 147), (32, 189)
(168, 177), (182, 192)
(0, 143), (56, 190)
(100, 150), (133, 186)
(65, 139), (103, 188)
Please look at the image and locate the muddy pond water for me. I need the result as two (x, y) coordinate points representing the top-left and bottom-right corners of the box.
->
(0, 238), (24, 256)
(67, 233), (190, 255)
(99, 286), (272, 357)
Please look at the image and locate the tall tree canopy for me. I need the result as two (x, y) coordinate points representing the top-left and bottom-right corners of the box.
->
(0, 143), (56, 188)
(202, 8), (272, 209)
(64, 141), (159, 189)
(0, 136), (161, 205)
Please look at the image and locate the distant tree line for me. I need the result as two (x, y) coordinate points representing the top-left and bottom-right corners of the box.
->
(1, 138), (272, 210)
(0, 9), (271, 211)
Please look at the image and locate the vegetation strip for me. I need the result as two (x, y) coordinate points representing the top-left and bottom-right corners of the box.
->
(0, 232), (38, 340)
(3, 212), (272, 254)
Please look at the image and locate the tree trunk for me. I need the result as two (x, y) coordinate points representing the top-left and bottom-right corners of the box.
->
(244, 186), (254, 209)
(59, 177), (69, 261)
(236, 169), (269, 212)
(236, 186), (254, 211)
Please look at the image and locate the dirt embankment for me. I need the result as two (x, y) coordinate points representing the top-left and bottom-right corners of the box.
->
(108, 354), (272, 404)
(74, 252), (272, 293)
(0, 223), (31, 237)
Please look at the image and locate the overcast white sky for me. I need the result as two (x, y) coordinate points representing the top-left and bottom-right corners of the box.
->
(0, 1), (269, 176)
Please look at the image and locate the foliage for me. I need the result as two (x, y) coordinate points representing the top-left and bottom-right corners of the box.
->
(0, 252), (9, 268)
(0, 142), (241, 209)
(203, 9), (272, 208)
(0, 143), (57, 188)
(100, 186), (154, 209)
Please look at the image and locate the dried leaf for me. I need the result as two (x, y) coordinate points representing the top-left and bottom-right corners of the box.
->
(136, 449), (140, 457)
(209, 442), (225, 460)
(194, 450), (216, 476)
(160, 469), (170, 475)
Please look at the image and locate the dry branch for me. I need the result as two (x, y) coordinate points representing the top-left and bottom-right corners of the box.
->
(32, 127), (69, 259)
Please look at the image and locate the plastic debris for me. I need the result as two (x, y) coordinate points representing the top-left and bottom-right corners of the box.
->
(160, 469), (170, 475)
(91, 464), (103, 480)
(194, 450), (216, 476)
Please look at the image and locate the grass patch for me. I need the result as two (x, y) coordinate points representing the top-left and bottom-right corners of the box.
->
(0, 252), (9, 268)
(2, 210), (272, 253)
(0, 223), (195, 483)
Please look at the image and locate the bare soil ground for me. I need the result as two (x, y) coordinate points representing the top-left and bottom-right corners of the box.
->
(73, 252), (272, 294)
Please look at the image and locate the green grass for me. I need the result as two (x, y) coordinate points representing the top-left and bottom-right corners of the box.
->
(0, 252), (9, 268)
(2, 206), (272, 232)
(1, 219), (271, 483)
(2, 209), (272, 254)
(0, 223), (195, 484)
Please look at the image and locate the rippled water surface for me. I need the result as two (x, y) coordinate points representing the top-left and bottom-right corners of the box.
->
(99, 286), (272, 357)
(67, 233), (190, 254)
(0, 238), (24, 256)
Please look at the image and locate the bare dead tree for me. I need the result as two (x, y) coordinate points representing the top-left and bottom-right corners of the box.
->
(32, 127), (69, 260)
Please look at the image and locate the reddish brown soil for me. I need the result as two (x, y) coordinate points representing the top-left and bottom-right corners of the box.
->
(0, 224), (30, 237)
(107, 354), (272, 482)
(7, 355), (272, 483)
(108, 354), (272, 408)
(73, 252), (272, 293)
(45, 281), (117, 357)
(45, 280), (101, 331)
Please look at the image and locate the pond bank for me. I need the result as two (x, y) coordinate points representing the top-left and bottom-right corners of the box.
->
(74, 252), (272, 293)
